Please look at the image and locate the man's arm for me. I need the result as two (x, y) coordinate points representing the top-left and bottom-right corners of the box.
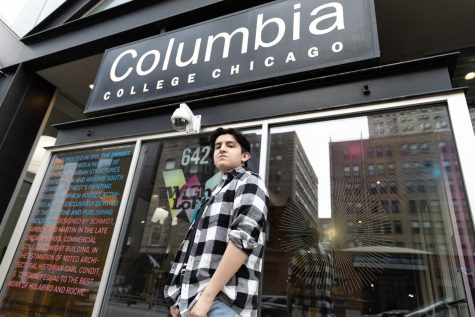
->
(190, 173), (268, 317)
(189, 242), (247, 317)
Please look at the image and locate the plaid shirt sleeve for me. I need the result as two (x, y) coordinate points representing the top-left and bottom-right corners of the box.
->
(228, 171), (268, 254)
(164, 167), (269, 317)
(163, 231), (189, 306)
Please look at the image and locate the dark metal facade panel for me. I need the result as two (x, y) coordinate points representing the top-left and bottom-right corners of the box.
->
(0, 65), (55, 223)
(0, 69), (15, 105)
(54, 62), (452, 146)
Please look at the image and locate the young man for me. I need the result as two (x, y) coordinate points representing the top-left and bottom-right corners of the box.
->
(165, 128), (269, 317)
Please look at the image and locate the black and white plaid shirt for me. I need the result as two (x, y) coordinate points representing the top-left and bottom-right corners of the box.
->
(164, 167), (269, 317)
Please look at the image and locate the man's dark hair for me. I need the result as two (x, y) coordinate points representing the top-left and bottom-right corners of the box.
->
(210, 128), (251, 167)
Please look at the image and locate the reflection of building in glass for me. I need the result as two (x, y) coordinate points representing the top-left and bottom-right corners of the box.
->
(263, 131), (320, 297)
(329, 129), (474, 316)
(140, 137), (214, 256)
(368, 106), (450, 136)
(317, 218), (334, 250)
(112, 137), (216, 305)
(265, 131), (319, 213)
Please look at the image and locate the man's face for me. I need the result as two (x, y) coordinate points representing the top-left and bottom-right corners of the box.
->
(213, 134), (250, 172)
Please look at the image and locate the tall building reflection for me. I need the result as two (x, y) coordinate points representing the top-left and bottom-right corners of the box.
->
(327, 107), (474, 315)
(262, 106), (473, 316)
(263, 131), (320, 298)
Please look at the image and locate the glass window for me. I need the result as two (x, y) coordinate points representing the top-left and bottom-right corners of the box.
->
(265, 105), (472, 317)
(417, 180), (426, 193)
(411, 221), (420, 234)
(383, 145), (393, 156)
(0, 144), (136, 316)
(442, 160), (451, 172)
(400, 144), (409, 155)
(344, 166), (350, 176)
(383, 221), (392, 234)
(410, 143), (419, 155)
(431, 200), (441, 213)
(391, 200), (400, 213)
(420, 143), (430, 154)
(424, 161), (433, 174)
(389, 181), (398, 194)
(453, 199), (460, 213)
(387, 163), (395, 175)
(420, 200), (428, 212)
(379, 182), (388, 194)
(368, 164), (375, 175)
(100, 130), (261, 316)
(394, 220), (402, 234)
(0, 0), (66, 37)
(370, 182), (377, 194)
(413, 161), (422, 174)
(164, 159), (176, 170)
(405, 180), (416, 193)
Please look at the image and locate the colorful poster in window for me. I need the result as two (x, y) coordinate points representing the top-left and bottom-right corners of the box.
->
(163, 169), (221, 222)
(0, 145), (135, 317)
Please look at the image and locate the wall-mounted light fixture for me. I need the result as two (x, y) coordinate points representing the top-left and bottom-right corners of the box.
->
(465, 72), (475, 80)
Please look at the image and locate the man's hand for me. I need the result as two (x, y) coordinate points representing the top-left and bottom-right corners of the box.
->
(189, 294), (214, 317)
(170, 306), (180, 317)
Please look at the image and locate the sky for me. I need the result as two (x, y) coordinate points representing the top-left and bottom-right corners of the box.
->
(0, 0), (65, 36)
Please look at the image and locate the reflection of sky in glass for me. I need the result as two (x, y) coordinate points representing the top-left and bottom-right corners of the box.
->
(0, 0), (65, 36)
(272, 117), (369, 218)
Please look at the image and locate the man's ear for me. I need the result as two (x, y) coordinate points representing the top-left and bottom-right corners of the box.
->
(241, 152), (251, 164)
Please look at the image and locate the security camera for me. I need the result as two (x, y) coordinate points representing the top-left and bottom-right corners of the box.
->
(171, 103), (201, 134)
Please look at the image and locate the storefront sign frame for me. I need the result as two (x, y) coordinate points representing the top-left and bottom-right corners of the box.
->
(85, 0), (379, 113)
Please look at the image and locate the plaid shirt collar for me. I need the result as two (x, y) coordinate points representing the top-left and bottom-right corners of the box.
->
(219, 166), (246, 183)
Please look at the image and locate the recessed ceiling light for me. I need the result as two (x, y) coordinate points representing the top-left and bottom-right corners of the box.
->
(89, 84), (95, 89)
(465, 72), (475, 80)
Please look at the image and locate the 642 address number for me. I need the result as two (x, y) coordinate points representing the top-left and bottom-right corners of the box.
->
(181, 146), (211, 166)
